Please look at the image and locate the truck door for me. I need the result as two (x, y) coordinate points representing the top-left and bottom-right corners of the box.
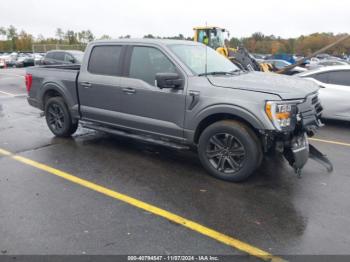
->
(78, 45), (125, 125)
(120, 45), (186, 139)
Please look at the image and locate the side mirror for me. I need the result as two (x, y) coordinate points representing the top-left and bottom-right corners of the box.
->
(155, 73), (183, 89)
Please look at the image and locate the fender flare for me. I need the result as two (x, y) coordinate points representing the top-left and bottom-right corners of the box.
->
(190, 104), (267, 131)
(39, 81), (76, 110)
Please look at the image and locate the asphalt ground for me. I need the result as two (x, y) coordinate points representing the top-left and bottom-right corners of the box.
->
(1, 68), (350, 260)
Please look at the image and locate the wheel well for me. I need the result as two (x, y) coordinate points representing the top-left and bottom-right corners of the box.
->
(193, 113), (259, 144)
(43, 89), (62, 106)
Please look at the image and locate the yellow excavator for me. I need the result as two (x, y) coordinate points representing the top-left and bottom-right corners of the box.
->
(193, 26), (350, 75)
(193, 26), (273, 72)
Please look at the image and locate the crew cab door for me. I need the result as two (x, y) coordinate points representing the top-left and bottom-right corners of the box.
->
(78, 45), (126, 125)
(119, 45), (186, 139)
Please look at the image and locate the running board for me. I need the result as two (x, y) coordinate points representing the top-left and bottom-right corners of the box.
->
(81, 122), (190, 150)
(309, 144), (334, 172)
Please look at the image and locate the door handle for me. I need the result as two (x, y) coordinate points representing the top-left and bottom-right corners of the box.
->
(81, 82), (92, 88)
(188, 90), (200, 110)
(122, 87), (136, 94)
(189, 90), (200, 96)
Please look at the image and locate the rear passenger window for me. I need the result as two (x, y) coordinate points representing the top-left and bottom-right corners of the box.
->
(88, 46), (122, 76)
(328, 71), (350, 86)
(129, 46), (177, 85)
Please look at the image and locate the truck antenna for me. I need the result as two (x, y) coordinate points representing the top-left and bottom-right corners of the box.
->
(205, 21), (208, 75)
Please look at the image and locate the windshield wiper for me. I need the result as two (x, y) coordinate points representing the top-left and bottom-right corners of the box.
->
(198, 71), (235, 76)
(229, 69), (243, 73)
(198, 69), (243, 77)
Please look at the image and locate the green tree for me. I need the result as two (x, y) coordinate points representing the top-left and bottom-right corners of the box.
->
(143, 34), (155, 39)
(99, 34), (112, 40)
(229, 37), (241, 48)
(65, 30), (78, 45)
(0, 27), (6, 38)
(55, 28), (64, 43)
(78, 30), (95, 43)
(15, 30), (33, 51)
(119, 35), (131, 39)
(6, 25), (18, 50)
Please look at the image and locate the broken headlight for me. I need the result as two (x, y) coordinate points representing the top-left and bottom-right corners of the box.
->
(265, 100), (302, 131)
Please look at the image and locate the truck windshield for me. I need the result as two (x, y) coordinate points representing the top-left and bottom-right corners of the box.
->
(168, 44), (239, 75)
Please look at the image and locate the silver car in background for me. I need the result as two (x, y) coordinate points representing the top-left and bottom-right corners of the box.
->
(297, 65), (350, 121)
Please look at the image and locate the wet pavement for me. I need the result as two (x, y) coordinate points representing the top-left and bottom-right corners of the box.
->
(1, 68), (350, 257)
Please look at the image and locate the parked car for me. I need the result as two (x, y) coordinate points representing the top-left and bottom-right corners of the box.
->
(25, 39), (330, 181)
(264, 59), (307, 74)
(0, 53), (11, 67)
(42, 50), (84, 65)
(5, 52), (19, 67)
(306, 59), (349, 70)
(33, 53), (44, 65)
(252, 53), (267, 60)
(16, 53), (35, 67)
(297, 65), (350, 121)
(0, 58), (6, 68)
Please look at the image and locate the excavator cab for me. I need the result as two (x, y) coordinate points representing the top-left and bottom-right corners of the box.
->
(193, 26), (274, 72)
(193, 26), (229, 50)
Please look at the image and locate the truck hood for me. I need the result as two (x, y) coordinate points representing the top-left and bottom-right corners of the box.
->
(208, 71), (319, 100)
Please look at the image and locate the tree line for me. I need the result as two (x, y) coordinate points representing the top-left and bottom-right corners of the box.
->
(0, 25), (349, 56)
(234, 32), (350, 56)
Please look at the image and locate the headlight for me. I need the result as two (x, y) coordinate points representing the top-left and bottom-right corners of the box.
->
(265, 100), (302, 130)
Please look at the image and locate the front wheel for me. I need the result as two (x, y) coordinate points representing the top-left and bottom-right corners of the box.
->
(198, 120), (262, 182)
(45, 97), (78, 137)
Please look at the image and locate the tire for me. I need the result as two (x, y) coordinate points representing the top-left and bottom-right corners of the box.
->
(44, 97), (78, 137)
(198, 120), (262, 182)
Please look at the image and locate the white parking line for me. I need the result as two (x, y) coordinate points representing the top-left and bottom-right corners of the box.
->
(0, 76), (25, 81)
(0, 72), (25, 78)
(0, 90), (26, 97)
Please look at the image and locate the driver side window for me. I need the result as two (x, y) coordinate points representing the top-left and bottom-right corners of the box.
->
(129, 46), (177, 86)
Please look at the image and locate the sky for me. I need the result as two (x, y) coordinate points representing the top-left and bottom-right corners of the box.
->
(0, 0), (349, 39)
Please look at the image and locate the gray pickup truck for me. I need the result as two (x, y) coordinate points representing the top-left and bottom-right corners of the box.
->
(26, 39), (332, 181)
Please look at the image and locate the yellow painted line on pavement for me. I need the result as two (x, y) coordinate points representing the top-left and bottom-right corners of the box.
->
(309, 138), (350, 147)
(0, 148), (12, 156)
(0, 147), (284, 262)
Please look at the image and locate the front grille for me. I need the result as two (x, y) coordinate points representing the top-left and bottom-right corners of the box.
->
(311, 95), (323, 117)
(297, 93), (323, 129)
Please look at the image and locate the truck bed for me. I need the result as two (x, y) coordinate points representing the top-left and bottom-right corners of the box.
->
(26, 65), (80, 114)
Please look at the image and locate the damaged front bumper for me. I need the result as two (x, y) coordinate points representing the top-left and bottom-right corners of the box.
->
(283, 133), (333, 177)
(262, 92), (333, 177)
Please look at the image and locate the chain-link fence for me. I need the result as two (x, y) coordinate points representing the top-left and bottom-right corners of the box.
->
(32, 44), (86, 53)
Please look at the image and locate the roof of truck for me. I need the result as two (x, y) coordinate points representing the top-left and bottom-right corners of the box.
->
(91, 38), (200, 46)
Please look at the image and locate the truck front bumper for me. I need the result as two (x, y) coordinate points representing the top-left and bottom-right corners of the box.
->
(290, 133), (309, 171)
(282, 132), (333, 176)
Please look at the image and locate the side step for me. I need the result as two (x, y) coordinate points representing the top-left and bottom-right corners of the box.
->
(81, 122), (190, 150)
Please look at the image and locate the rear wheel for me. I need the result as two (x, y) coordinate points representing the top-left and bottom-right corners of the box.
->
(198, 120), (262, 182)
(45, 97), (78, 137)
